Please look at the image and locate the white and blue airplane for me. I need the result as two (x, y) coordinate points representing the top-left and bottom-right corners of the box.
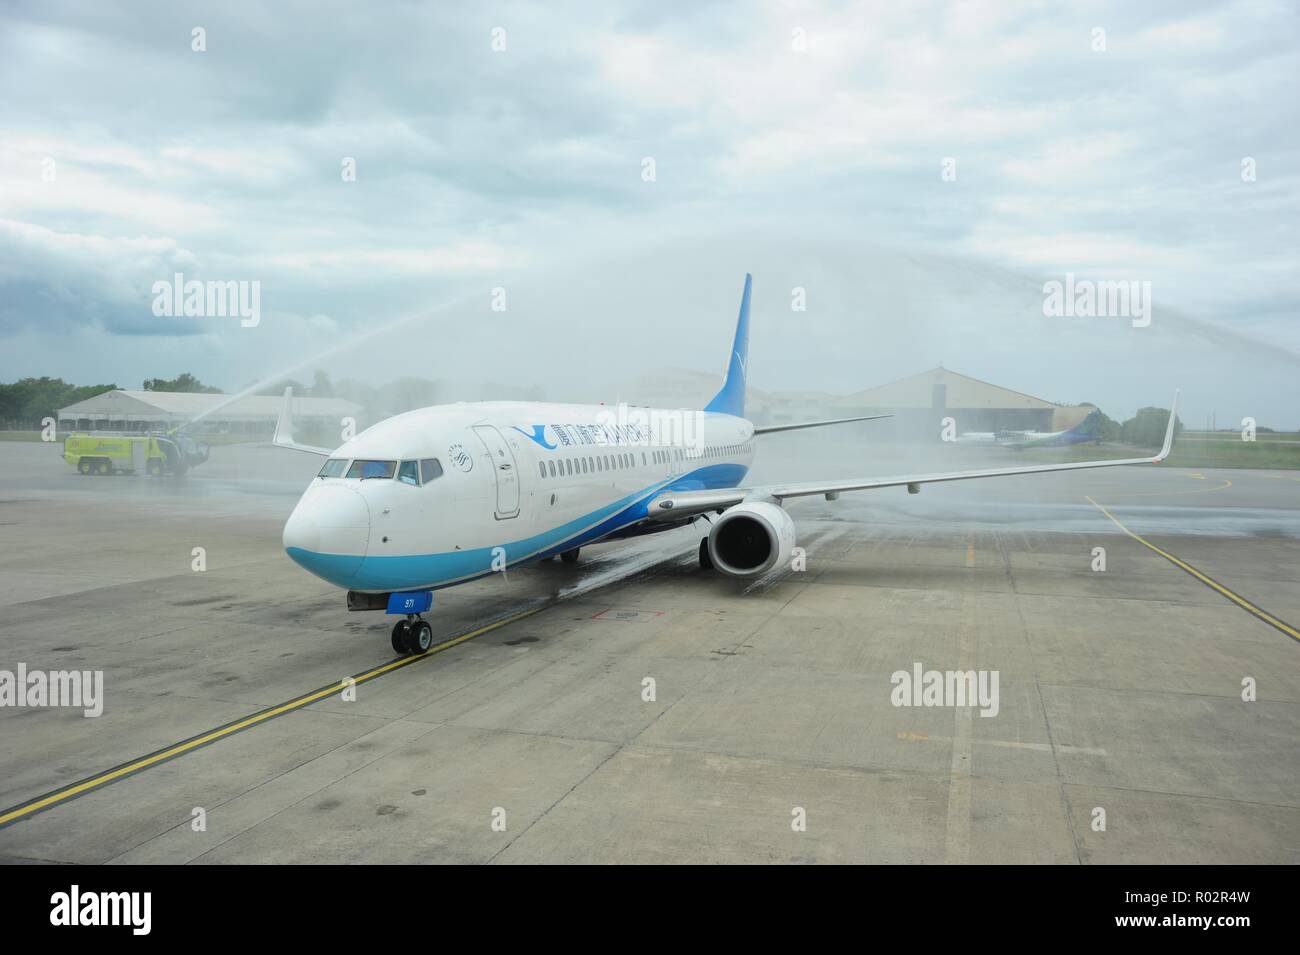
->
(277, 275), (1177, 654)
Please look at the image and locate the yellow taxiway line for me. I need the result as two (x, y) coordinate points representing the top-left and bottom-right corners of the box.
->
(0, 604), (547, 829)
(1098, 478), (1232, 500)
(1086, 495), (1299, 644)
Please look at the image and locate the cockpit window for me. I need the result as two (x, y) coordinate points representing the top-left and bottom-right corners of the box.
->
(420, 458), (443, 483)
(398, 460), (419, 486)
(318, 458), (348, 478)
(346, 459), (396, 480)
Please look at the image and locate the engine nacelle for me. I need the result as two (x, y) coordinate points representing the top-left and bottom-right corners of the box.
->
(707, 501), (796, 578)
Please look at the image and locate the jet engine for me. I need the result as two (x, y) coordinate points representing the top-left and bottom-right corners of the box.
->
(706, 501), (796, 578)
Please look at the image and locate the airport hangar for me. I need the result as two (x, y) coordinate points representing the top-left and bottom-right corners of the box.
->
(57, 389), (361, 436)
(753, 367), (1095, 437)
(56, 370), (1094, 439)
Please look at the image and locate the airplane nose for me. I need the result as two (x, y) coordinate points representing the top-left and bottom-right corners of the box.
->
(283, 484), (370, 582)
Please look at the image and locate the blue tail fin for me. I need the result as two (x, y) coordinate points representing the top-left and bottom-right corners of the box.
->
(703, 274), (752, 417)
(1070, 409), (1102, 436)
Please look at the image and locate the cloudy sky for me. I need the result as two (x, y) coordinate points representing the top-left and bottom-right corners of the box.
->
(1, 0), (1296, 425)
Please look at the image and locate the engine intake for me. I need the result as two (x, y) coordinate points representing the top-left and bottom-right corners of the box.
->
(707, 501), (796, 578)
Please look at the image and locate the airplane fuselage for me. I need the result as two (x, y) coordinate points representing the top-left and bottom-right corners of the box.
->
(283, 401), (755, 594)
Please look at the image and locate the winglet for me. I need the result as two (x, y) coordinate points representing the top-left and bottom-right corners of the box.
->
(1154, 390), (1179, 462)
(272, 386), (335, 456)
(274, 386), (296, 448)
(703, 274), (752, 418)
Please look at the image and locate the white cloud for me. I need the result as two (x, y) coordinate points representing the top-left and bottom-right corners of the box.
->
(0, 0), (1296, 424)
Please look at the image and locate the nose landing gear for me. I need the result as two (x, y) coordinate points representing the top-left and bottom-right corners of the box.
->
(383, 591), (436, 655)
(391, 616), (434, 655)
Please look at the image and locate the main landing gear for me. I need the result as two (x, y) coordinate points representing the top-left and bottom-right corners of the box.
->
(391, 615), (434, 655)
(698, 538), (713, 570)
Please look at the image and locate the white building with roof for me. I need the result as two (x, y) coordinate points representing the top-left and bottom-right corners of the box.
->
(58, 390), (361, 436)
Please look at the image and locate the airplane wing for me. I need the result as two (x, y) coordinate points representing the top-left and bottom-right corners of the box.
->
(273, 387), (335, 457)
(646, 392), (1179, 522)
(753, 414), (893, 435)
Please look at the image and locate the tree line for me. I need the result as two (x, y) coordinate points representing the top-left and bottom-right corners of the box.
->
(0, 373), (220, 426)
(3, 374), (1185, 442)
(1077, 405), (1183, 446)
(0, 377), (118, 427)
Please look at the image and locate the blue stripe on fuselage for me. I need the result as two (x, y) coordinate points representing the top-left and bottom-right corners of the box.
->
(286, 462), (749, 592)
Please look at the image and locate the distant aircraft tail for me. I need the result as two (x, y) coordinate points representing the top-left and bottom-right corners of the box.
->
(703, 274), (752, 417)
(1070, 409), (1103, 437)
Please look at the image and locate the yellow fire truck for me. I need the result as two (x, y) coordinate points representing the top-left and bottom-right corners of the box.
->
(63, 431), (210, 476)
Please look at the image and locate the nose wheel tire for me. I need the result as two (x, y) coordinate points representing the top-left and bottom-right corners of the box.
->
(560, 547), (580, 563)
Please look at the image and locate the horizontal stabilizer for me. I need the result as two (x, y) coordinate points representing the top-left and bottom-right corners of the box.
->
(753, 414), (893, 435)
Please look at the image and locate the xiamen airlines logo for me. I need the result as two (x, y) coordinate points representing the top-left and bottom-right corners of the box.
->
(735, 351), (747, 381)
(447, 444), (473, 472)
(506, 408), (703, 451)
(512, 425), (556, 449)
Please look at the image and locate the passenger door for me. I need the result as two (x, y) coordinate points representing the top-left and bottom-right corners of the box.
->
(472, 425), (520, 519)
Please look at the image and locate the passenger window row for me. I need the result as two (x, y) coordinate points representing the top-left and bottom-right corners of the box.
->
(535, 441), (752, 480)
(537, 450), (645, 479)
(701, 441), (752, 458)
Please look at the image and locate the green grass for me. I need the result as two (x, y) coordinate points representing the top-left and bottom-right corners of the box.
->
(0, 430), (268, 446)
(1182, 430), (1300, 444)
(1022, 435), (1300, 470)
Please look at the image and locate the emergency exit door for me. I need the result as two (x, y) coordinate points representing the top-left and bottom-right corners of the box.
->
(472, 425), (520, 519)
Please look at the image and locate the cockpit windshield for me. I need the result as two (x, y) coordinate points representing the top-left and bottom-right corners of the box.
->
(318, 458), (431, 483)
(346, 459), (397, 480)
